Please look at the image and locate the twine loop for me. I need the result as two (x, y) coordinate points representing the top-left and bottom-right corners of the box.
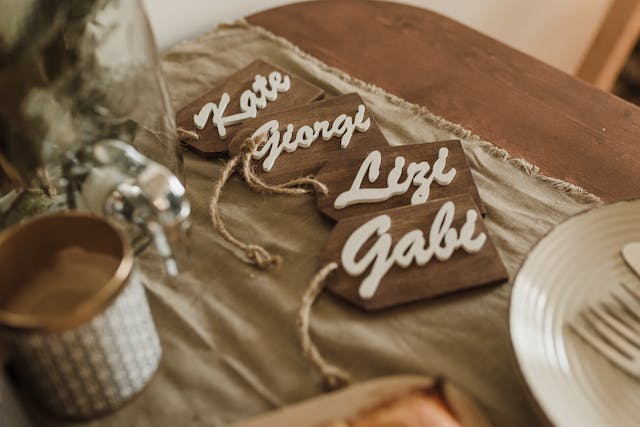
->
(239, 134), (328, 196)
(209, 148), (280, 270)
(209, 133), (327, 269)
(207, 134), (350, 386)
(297, 262), (351, 390)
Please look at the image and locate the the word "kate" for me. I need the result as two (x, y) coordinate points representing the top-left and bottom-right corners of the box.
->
(334, 147), (456, 209)
(250, 104), (371, 172)
(193, 71), (291, 139)
(341, 201), (486, 299)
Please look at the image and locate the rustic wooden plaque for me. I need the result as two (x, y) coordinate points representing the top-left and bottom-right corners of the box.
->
(315, 140), (484, 221)
(227, 93), (388, 185)
(176, 59), (324, 157)
(321, 194), (508, 311)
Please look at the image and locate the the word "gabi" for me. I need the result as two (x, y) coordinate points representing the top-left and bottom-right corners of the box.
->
(334, 147), (456, 209)
(250, 104), (371, 172)
(341, 201), (486, 299)
(193, 71), (291, 139)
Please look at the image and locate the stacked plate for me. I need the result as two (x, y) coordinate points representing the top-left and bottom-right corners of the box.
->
(510, 200), (640, 427)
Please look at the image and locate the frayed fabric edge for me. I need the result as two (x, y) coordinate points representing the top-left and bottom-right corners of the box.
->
(219, 19), (602, 206)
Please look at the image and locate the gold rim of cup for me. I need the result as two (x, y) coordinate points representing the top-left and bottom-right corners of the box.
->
(0, 212), (133, 332)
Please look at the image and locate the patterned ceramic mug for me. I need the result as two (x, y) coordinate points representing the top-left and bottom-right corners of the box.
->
(0, 212), (161, 419)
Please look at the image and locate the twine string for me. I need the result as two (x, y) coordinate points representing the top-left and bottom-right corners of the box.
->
(177, 127), (200, 141)
(297, 262), (351, 390)
(209, 151), (282, 269)
(209, 133), (328, 269)
(238, 135), (328, 196)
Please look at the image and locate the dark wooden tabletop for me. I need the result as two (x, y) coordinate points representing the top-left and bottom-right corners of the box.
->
(248, 0), (640, 202)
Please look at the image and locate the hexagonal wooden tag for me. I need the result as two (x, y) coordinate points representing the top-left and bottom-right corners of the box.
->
(227, 93), (388, 186)
(320, 194), (508, 311)
(315, 140), (485, 222)
(176, 59), (324, 157)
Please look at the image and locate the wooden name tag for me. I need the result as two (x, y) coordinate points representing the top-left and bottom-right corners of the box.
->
(321, 195), (508, 311)
(176, 59), (324, 157)
(227, 93), (388, 185)
(315, 140), (484, 221)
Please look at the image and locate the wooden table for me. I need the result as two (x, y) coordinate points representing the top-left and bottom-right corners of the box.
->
(248, 0), (640, 202)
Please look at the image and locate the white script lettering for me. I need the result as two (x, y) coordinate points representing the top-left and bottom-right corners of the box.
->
(250, 104), (371, 172)
(193, 71), (291, 139)
(333, 147), (456, 209)
(340, 201), (486, 299)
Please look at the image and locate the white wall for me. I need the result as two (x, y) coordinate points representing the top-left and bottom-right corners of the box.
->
(142, 0), (612, 74)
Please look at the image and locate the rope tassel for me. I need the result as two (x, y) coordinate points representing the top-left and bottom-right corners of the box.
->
(297, 262), (351, 390)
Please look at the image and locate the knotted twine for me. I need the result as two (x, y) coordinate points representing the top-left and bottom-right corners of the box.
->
(208, 132), (350, 389)
(209, 132), (328, 269)
(297, 261), (351, 390)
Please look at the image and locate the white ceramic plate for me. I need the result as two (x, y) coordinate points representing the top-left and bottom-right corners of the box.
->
(510, 199), (640, 427)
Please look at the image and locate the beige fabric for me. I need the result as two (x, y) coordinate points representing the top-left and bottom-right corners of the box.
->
(43, 21), (599, 427)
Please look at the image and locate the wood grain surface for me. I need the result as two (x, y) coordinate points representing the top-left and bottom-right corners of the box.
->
(227, 93), (388, 185)
(176, 59), (323, 157)
(315, 140), (484, 221)
(247, 0), (640, 202)
(321, 195), (508, 311)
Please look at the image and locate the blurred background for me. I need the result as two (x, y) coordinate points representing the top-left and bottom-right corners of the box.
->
(143, 0), (640, 100)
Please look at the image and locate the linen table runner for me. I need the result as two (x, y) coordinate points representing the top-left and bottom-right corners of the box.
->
(32, 21), (599, 427)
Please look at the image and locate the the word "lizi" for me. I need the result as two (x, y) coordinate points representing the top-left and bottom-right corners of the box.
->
(341, 201), (486, 299)
(193, 71), (291, 139)
(334, 147), (456, 209)
(250, 104), (371, 172)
